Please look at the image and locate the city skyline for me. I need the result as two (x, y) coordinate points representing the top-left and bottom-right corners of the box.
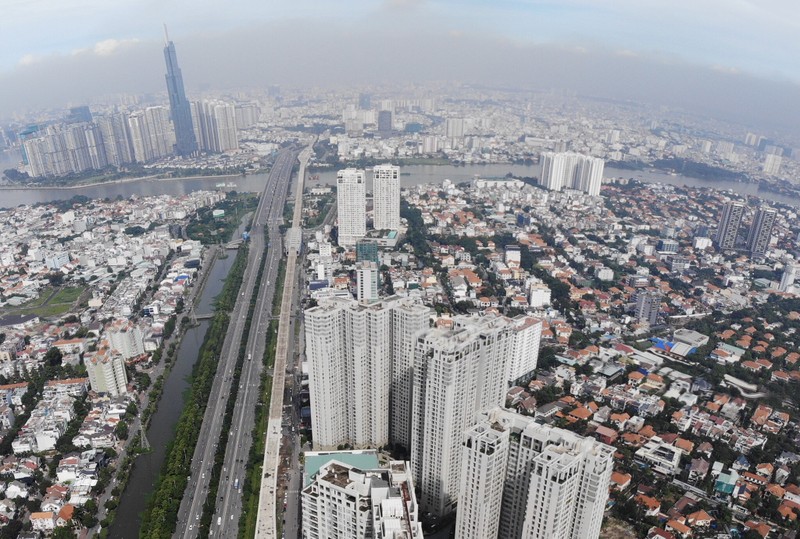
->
(0, 4), (799, 135)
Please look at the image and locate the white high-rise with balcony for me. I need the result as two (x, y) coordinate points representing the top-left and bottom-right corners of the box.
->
(539, 152), (604, 196)
(86, 347), (129, 396)
(456, 408), (614, 539)
(337, 168), (367, 247)
(301, 459), (423, 539)
(373, 164), (401, 231)
(306, 296), (430, 450)
(410, 314), (528, 517)
(455, 422), (510, 539)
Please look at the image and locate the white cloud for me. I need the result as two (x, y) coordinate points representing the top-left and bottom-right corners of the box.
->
(93, 38), (140, 56)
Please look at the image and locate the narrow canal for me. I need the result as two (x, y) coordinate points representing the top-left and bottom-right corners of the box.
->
(109, 235), (243, 536)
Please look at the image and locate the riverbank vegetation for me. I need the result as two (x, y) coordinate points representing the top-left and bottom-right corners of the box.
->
(186, 193), (258, 245)
(139, 243), (249, 538)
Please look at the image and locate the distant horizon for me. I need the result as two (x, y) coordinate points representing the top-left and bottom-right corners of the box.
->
(1, 1), (798, 138)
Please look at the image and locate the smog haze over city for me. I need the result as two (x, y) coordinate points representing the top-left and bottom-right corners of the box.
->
(2, 0), (799, 134)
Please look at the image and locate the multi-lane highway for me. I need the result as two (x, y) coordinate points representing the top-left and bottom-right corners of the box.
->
(174, 148), (298, 537)
(254, 147), (311, 539)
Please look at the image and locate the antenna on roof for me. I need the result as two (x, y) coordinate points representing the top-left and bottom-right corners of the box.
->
(163, 24), (170, 44)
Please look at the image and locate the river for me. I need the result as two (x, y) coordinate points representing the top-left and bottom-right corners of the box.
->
(108, 244), (237, 536)
(2, 163), (799, 210)
(310, 163), (800, 207)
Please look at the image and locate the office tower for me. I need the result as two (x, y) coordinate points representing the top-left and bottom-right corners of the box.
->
(358, 93), (372, 110)
(301, 459), (423, 539)
(163, 32), (197, 156)
(715, 201), (746, 251)
(634, 291), (661, 326)
(411, 314), (530, 517)
(96, 113), (134, 166)
(446, 118), (465, 138)
(356, 239), (380, 264)
(457, 408), (613, 539)
(336, 168), (367, 247)
(539, 152), (604, 196)
(306, 296), (429, 450)
(86, 347), (129, 396)
(780, 264), (797, 293)
(192, 100), (239, 153)
(455, 423), (510, 539)
(66, 106), (93, 124)
(507, 317), (543, 385)
(747, 207), (777, 257)
(372, 164), (401, 231)
(763, 154), (782, 176)
(357, 261), (380, 303)
(268, 85), (281, 98)
(378, 110), (393, 135)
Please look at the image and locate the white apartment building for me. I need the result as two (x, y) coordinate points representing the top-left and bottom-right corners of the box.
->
(337, 168), (367, 247)
(410, 314), (522, 517)
(356, 261), (380, 303)
(301, 459), (423, 539)
(458, 408), (614, 539)
(373, 164), (401, 231)
(539, 152), (604, 197)
(85, 348), (128, 396)
(508, 316), (542, 385)
(455, 422), (510, 539)
(106, 320), (145, 360)
(306, 296), (430, 450)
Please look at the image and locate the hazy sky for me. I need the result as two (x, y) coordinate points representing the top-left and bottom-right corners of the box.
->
(1, 0), (799, 134)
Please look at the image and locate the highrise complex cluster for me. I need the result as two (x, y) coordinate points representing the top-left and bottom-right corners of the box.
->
(21, 37), (249, 178)
(336, 165), (401, 247)
(457, 408), (613, 539)
(301, 295), (596, 539)
(715, 201), (777, 257)
(539, 152), (605, 196)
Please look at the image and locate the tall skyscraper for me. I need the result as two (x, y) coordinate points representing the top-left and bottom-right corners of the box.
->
(411, 315), (533, 516)
(539, 152), (604, 196)
(746, 207), (777, 257)
(163, 30), (197, 156)
(372, 164), (401, 231)
(301, 459), (423, 539)
(715, 201), (745, 251)
(458, 408), (613, 539)
(306, 296), (430, 450)
(336, 168), (367, 247)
